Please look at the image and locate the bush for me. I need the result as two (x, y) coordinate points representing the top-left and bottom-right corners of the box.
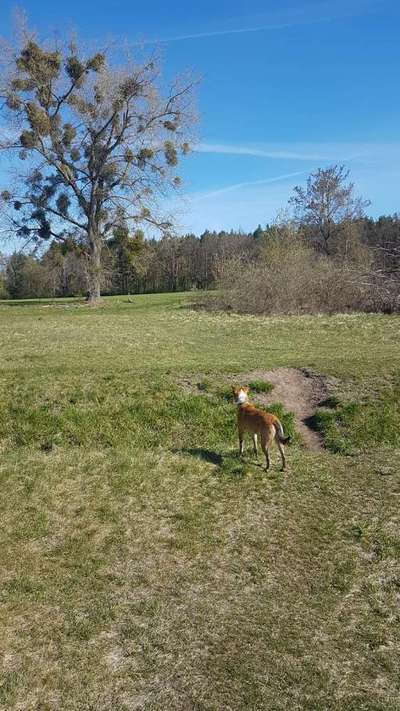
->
(206, 234), (400, 316)
(0, 278), (8, 299)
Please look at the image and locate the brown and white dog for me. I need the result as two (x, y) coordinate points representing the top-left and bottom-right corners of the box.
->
(232, 385), (290, 471)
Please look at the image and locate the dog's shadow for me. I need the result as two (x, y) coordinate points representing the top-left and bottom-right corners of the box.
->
(173, 448), (269, 477)
(177, 448), (223, 466)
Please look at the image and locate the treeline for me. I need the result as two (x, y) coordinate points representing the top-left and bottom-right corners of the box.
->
(1, 163), (400, 315)
(0, 215), (400, 302)
(0, 228), (254, 299)
(0, 215), (400, 299)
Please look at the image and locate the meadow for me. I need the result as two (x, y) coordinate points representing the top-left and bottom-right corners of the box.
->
(0, 292), (399, 710)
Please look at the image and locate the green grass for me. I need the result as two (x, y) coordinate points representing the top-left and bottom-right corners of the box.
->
(0, 293), (399, 709)
(313, 385), (400, 455)
(247, 379), (274, 394)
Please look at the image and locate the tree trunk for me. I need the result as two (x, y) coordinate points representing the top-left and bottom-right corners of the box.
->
(87, 235), (102, 305)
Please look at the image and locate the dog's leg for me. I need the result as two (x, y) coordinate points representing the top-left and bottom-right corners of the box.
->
(276, 435), (286, 471)
(260, 433), (270, 470)
(238, 429), (244, 457)
(275, 431), (286, 472)
(252, 433), (258, 457)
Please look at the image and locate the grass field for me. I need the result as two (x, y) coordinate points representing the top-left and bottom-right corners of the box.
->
(0, 293), (399, 710)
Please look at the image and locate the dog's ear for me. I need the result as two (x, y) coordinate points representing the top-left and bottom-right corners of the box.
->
(244, 386), (249, 392)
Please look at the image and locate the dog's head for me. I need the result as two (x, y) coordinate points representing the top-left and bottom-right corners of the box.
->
(231, 385), (249, 405)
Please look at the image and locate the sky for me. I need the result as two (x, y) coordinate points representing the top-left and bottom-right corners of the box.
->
(0, 0), (399, 236)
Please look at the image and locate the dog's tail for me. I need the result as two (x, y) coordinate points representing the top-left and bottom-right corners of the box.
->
(273, 417), (290, 444)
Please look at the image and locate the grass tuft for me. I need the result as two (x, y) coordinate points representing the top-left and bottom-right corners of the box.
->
(318, 394), (341, 408)
(217, 385), (234, 401)
(197, 379), (211, 391)
(248, 379), (274, 394)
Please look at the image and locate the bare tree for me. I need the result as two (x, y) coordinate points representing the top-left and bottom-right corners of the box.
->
(289, 165), (370, 255)
(0, 26), (195, 302)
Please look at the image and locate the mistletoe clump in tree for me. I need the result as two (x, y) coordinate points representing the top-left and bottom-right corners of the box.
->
(0, 32), (194, 302)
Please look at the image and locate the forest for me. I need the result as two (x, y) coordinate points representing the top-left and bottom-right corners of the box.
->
(2, 208), (399, 313)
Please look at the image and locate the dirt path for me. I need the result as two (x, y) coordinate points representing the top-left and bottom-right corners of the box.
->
(239, 368), (335, 450)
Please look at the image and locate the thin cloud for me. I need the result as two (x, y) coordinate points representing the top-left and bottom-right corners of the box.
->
(196, 143), (337, 162)
(191, 170), (308, 202)
(134, 0), (381, 45)
(136, 21), (296, 45)
(195, 142), (368, 162)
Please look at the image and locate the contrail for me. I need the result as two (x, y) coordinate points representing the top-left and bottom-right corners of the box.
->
(134, 0), (380, 45)
(192, 170), (308, 202)
(196, 143), (335, 162)
(136, 21), (296, 45)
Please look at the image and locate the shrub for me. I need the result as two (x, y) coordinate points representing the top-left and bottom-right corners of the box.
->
(0, 277), (8, 299)
(206, 234), (400, 316)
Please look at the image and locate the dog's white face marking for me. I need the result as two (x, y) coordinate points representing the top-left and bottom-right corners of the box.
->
(236, 389), (248, 404)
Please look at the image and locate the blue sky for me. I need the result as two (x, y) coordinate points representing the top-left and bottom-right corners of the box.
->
(1, 0), (399, 235)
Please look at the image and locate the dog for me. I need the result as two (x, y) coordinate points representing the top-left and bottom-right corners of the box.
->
(232, 385), (290, 471)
